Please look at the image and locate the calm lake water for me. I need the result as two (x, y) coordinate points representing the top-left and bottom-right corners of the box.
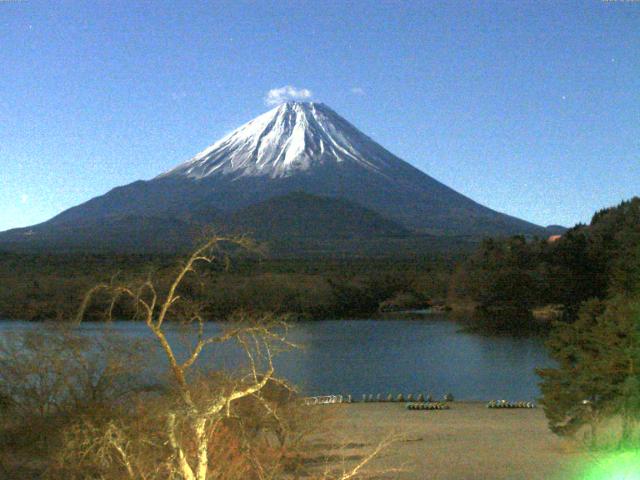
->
(0, 315), (551, 401)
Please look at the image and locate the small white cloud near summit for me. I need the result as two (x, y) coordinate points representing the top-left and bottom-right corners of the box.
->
(265, 85), (312, 105)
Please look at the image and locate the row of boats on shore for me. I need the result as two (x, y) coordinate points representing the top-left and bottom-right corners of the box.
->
(403, 400), (536, 410)
(486, 400), (536, 409)
(303, 394), (536, 408)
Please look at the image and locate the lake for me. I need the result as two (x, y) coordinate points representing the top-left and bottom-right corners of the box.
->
(0, 315), (551, 401)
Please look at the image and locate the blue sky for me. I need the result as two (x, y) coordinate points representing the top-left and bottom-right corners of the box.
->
(1, 0), (638, 231)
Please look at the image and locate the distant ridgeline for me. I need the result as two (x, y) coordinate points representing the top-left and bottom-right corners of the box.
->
(449, 197), (640, 333)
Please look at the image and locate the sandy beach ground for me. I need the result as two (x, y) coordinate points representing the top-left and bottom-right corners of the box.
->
(310, 402), (584, 480)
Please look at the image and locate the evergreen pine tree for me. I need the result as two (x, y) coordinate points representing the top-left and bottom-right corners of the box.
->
(537, 296), (640, 446)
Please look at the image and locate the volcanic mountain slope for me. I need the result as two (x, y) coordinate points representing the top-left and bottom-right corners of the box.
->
(1, 102), (548, 253)
(226, 192), (410, 240)
(0, 193), (412, 254)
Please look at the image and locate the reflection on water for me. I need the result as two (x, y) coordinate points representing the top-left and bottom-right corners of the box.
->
(0, 316), (551, 400)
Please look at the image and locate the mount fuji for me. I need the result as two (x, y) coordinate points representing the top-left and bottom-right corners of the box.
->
(0, 102), (549, 254)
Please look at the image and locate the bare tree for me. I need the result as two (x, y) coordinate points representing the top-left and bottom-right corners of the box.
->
(76, 236), (300, 480)
(68, 236), (401, 480)
(0, 327), (148, 420)
(0, 326), (151, 478)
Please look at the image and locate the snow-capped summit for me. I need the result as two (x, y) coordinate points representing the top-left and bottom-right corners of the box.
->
(160, 102), (390, 180)
(151, 102), (543, 236)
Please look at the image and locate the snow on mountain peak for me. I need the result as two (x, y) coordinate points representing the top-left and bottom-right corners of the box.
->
(159, 102), (393, 180)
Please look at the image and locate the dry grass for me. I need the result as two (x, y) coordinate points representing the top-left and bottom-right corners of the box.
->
(309, 402), (585, 480)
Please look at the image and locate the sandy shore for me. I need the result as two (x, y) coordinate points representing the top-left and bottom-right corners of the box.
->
(312, 402), (583, 480)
